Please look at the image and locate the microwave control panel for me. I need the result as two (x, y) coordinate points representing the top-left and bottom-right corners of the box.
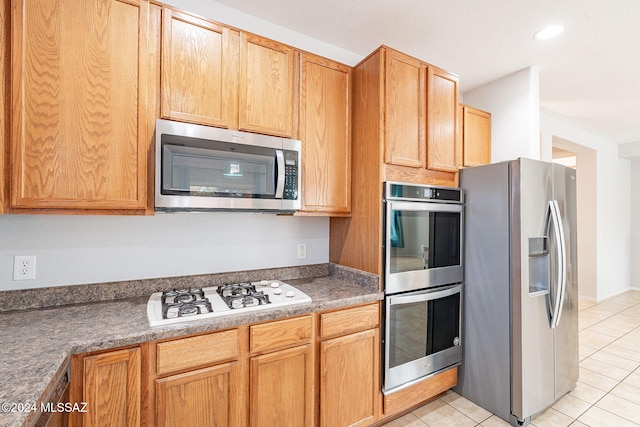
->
(283, 150), (299, 200)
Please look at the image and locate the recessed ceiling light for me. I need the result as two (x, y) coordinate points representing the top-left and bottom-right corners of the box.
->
(533, 24), (565, 41)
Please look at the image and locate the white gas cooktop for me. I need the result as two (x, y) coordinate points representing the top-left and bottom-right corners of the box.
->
(147, 280), (312, 327)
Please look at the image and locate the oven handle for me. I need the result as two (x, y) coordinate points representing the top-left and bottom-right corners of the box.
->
(388, 284), (462, 306)
(387, 200), (463, 213)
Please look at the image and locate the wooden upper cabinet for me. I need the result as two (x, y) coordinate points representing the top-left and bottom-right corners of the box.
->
(462, 105), (491, 167)
(382, 47), (459, 178)
(161, 9), (239, 128)
(239, 33), (298, 138)
(0, 0), (7, 213)
(299, 53), (351, 216)
(160, 16), (298, 139)
(11, 0), (149, 211)
(83, 348), (141, 427)
(427, 66), (459, 172)
(384, 49), (426, 168)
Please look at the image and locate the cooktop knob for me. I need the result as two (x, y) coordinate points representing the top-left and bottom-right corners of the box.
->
(286, 291), (295, 298)
(270, 282), (280, 288)
(273, 288), (283, 295)
(258, 280), (269, 286)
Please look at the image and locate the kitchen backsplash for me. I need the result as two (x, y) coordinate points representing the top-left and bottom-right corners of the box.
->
(0, 263), (379, 312)
(0, 264), (340, 312)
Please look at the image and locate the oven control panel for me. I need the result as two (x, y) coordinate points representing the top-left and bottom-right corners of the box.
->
(385, 182), (463, 203)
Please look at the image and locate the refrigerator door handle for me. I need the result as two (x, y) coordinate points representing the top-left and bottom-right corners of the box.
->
(548, 200), (567, 329)
(551, 200), (568, 328)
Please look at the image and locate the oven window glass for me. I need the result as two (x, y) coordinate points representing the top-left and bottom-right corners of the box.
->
(388, 292), (460, 369)
(162, 139), (276, 199)
(390, 210), (461, 273)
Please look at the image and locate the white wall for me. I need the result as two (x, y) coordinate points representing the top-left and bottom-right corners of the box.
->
(0, 214), (329, 290)
(462, 67), (540, 162)
(619, 142), (640, 158)
(541, 111), (631, 301)
(631, 159), (640, 290)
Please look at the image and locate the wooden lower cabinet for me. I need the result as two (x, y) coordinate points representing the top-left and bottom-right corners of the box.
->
(69, 306), (420, 427)
(249, 315), (314, 426)
(320, 329), (378, 427)
(155, 362), (241, 427)
(250, 344), (313, 426)
(75, 347), (141, 427)
(149, 328), (243, 427)
(318, 304), (380, 427)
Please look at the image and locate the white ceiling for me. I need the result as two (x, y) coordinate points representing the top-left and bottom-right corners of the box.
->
(213, 0), (640, 145)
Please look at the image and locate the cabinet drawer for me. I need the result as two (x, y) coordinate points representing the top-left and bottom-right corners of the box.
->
(250, 315), (313, 354)
(320, 303), (379, 339)
(156, 329), (238, 376)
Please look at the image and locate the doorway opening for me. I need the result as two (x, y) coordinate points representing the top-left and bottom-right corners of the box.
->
(552, 137), (597, 301)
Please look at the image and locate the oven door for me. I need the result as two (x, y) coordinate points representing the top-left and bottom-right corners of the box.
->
(383, 284), (462, 392)
(385, 200), (463, 294)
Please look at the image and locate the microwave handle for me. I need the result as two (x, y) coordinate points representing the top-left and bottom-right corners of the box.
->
(275, 149), (285, 198)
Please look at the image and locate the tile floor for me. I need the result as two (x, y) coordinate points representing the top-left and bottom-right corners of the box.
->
(381, 290), (640, 427)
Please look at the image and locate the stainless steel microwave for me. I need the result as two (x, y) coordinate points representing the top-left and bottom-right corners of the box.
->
(155, 119), (301, 212)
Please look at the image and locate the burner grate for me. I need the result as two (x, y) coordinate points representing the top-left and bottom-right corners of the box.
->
(161, 288), (213, 319)
(217, 283), (272, 309)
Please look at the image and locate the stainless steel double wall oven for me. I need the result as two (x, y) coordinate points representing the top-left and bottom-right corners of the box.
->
(382, 182), (464, 392)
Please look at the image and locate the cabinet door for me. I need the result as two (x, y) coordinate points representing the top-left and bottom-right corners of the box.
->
(299, 53), (351, 215)
(161, 9), (239, 128)
(427, 67), (458, 172)
(384, 49), (426, 168)
(11, 0), (149, 210)
(320, 329), (378, 427)
(463, 106), (491, 167)
(156, 362), (241, 427)
(250, 345), (313, 427)
(239, 33), (297, 137)
(0, 0), (6, 213)
(83, 348), (141, 427)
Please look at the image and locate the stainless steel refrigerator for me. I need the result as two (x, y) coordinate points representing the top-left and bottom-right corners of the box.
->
(455, 158), (578, 427)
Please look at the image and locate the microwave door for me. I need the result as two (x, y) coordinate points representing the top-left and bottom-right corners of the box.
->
(162, 143), (275, 196)
(159, 143), (279, 209)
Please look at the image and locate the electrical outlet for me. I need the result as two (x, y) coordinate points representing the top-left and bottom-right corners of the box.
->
(13, 255), (36, 280)
(297, 243), (307, 259)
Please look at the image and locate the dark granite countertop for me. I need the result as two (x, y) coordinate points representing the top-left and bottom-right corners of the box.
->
(0, 264), (381, 427)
